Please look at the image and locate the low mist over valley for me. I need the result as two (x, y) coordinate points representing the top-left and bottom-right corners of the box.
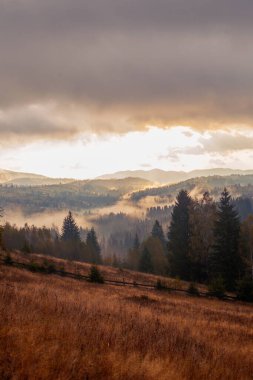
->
(2, 167), (253, 260)
(1, 1), (253, 378)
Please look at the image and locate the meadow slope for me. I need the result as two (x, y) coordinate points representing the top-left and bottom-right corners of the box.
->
(0, 263), (253, 380)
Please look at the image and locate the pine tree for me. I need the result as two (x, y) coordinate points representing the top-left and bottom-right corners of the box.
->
(189, 192), (216, 282)
(61, 211), (80, 242)
(151, 220), (166, 250)
(133, 233), (140, 250)
(138, 246), (153, 273)
(0, 207), (3, 249)
(168, 190), (192, 280)
(143, 236), (168, 275)
(86, 227), (102, 264)
(127, 233), (141, 270)
(240, 215), (253, 280)
(88, 265), (104, 283)
(210, 188), (241, 290)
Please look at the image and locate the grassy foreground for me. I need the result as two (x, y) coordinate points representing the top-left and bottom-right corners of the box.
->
(0, 263), (253, 380)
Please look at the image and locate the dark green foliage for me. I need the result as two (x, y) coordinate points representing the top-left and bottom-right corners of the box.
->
(168, 190), (192, 280)
(27, 260), (56, 274)
(133, 233), (140, 250)
(151, 220), (166, 250)
(236, 278), (253, 302)
(189, 192), (216, 283)
(187, 283), (200, 296)
(86, 228), (101, 264)
(239, 215), (253, 279)
(138, 247), (153, 273)
(43, 260), (56, 274)
(27, 261), (42, 273)
(210, 189), (241, 290)
(1, 221), (98, 264)
(61, 211), (80, 242)
(208, 277), (226, 299)
(22, 239), (31, 253)
(88, 265), (104, 283)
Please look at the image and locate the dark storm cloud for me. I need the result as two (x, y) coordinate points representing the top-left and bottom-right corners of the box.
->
(0, 0), (253, 138)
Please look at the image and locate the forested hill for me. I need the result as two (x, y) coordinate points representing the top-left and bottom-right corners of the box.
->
(99, 168), (253, 184)
(2, 171), (253, 217)
(0, 169), (74, 186)
(0, 177), (152, 214)
(131, 174), (253, 202)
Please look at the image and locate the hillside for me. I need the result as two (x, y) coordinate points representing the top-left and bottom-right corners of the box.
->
(0, 169), (74, 186)
(131, 174), (253, 203)
(2, 170), (253, 218)
(1, 253), (252, 380)
(0, 177), (152, 214)
(98, 168), (253, 184)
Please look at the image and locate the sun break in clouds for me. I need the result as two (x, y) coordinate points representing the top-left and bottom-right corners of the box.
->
(0, 0), (253, 176)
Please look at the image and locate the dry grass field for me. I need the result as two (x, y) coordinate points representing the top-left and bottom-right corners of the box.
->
(0, 260), (253, 380)
(1, 251), (205, 291)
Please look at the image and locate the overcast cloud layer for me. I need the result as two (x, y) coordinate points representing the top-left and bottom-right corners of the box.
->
(0, 0), (253, 141)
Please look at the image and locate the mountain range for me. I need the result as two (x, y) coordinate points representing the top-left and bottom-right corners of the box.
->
(1, 167), (253, 221)
(2, 167), (253, 187)
(0, 169), (74, 186)
(98, 168), (253, 185)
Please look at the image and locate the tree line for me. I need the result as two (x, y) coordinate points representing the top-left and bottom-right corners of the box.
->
(127, 189), (253, 292)
(0, 211), (102, 265)
(1, 189), (253, 294)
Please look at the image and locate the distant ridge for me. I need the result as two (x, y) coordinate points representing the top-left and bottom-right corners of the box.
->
(0, 169), (74, 186)
(2, 167), (253, 187)
(98, 168), (253, 185)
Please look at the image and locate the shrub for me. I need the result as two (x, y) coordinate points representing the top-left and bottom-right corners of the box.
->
(43, 260), (56, 274)
(208, 277), (226, 299)
(4, 254), (13, 266)
(88, 265), (104, 284)
(27, 261), (41, 272)
(155, 279), (167, 291)
(169, 277), (184, 290)
(236, 278), (253, 302)
(59, 265), (66, 276)
(187, 283), (200, 296)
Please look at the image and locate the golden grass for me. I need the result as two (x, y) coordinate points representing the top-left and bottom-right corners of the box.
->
(4, 250), (205, 291)
(0, 263), (253, 380)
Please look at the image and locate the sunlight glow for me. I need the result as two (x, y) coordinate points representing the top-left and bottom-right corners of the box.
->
(1, 126), (253, 178)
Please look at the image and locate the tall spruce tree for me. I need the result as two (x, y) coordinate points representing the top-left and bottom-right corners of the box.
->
(86, 227), (102, 264)
(61, 211), (80, 242)
(133, 233), (140, 250)
(168, 190), (192, 280)
(151, 220), (166, 250)
(210, 188), (241, 290)
(0, 206), (3, 249)
(189, 192), (216, 282)
(240, 215), (253, 279)
(138, 246), (153, 273)
(127, 233), (141, 270)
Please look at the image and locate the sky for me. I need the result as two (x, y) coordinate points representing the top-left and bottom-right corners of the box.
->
(0, 0), (253, 178)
